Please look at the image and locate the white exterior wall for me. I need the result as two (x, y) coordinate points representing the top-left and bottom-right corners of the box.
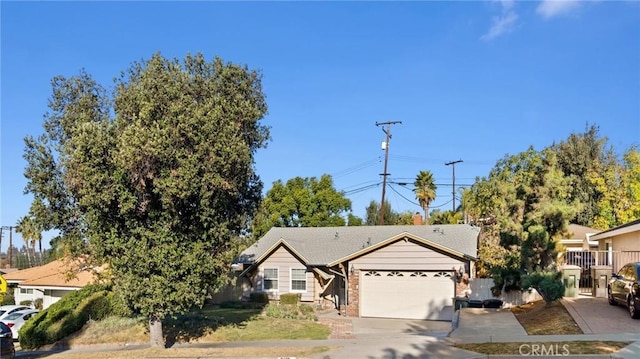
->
(13, 287), (44, 307)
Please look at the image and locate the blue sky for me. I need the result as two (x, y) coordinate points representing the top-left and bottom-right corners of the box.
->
(1, 1), (639, 252)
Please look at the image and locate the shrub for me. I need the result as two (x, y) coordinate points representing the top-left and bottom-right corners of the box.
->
(263, 302), (317, 321)
(299, 303), (314, 316)
(34, 298), (43, 310)
(1, 290), (15, 305)
(249, 292), (269, 305)
(279, 293), (300, 305)
(20, 300), (34, 307)
(521, 271), (565, 304)
(19, 284), (113, 349)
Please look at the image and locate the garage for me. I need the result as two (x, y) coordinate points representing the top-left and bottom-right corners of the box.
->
(360, 270), (454, 321)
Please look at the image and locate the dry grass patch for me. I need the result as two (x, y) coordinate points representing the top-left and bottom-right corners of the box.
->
(510, 300), (582, 335)
(455, 341), (631, 355)
(41, 345), (336, 359)
(64, 317), (148, 346)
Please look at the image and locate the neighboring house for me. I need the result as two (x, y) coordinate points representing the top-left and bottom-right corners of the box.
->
(1, 259), (98, 309)
(560, 224), (600, 251)
(236, 224), (480, 321)
(591, 219), (640, 271)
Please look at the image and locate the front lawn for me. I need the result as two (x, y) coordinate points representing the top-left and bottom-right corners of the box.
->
(62, 304), (331, 347)
(510, 299), (583, 335)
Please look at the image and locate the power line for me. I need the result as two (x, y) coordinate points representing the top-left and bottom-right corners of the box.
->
(332, 157), (381, 178)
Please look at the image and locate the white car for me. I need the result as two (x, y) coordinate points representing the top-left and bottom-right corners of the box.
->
(2, 309), (39, 339)
(0, 305), (31, 321)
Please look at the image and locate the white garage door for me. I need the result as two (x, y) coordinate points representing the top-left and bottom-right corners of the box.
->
(360, 270), (454, 321)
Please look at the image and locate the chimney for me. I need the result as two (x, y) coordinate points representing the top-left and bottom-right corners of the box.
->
(413, 212), (423, 225)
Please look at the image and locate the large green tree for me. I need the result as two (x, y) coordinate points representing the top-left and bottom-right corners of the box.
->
(465, 148), (576, 294)
(364, 200), (403, 225)
(251, 174), (352, 238)
(429, 209), (463, 225)
(413, 170), (437, 224)
(22, 52), (270, 347)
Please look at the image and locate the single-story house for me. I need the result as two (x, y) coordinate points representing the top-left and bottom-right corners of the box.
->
(1, 259), (98, 309)
(591, 218), (640, 271)
(236, 224), (480, 321)
(560, 224), (600, 251)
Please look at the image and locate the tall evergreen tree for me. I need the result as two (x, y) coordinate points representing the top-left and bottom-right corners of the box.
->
(22, 52), (270, 348)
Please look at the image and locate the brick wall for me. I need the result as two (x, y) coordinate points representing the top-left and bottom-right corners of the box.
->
(347, 270), (360, 317)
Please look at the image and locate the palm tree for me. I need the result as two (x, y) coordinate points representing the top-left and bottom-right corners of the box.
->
(413, 170), (437, 224)
(15, 216), (43, 266)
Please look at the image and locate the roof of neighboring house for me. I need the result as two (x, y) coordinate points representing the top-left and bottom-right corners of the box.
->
(565, 224), (600, 239)
(0, 268), (18, 275)
(1, 259), (97, 289)
(238, 224), (480, 267)
(591, 218), (640, 241)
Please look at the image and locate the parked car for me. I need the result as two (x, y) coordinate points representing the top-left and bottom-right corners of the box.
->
(2, 309), (39, 340)
(0, 305), (31, 321)
(0, 321), (15, 359)
(608, 262), (640, 319)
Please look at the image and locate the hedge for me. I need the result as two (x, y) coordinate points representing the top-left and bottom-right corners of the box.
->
(19, 284), (114, 349)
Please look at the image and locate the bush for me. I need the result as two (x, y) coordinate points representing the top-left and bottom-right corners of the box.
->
(279, 293), (300, 305)
(249, 292), (269, 305)
(1, 290), (15, 305)
(521, 271), (565, 304)
(263, 302), (317, 321)
(19, 284), (113, 349)
(20, 300), (33, 307)
(34, 298), (43, 310)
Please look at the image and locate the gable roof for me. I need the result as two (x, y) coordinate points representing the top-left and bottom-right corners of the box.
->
(2, 259), (97, 289)
(238, 224), (480, 267)
(565, 224), (600, 239)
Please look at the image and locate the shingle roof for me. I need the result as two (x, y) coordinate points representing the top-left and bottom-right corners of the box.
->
(566, 224), (599, 239)
(239, 224), (480, 266)
(2, 259), (97, 288)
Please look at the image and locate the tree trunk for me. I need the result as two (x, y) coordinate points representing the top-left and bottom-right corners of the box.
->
(149, 314), (165, 348)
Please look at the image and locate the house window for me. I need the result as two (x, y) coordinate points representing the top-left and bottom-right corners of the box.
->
(263, 268), (278, 291)
(291, 268), (307, 292)
(19, 288), (33, 295)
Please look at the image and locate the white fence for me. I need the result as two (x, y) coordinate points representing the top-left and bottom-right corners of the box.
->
(467, 278), (542, 308)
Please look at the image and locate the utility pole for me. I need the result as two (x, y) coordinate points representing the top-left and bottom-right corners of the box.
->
(445, 160), (463, 212)
(376, 121), (402, 225)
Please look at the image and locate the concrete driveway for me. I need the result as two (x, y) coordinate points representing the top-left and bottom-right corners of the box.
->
(314, 315), (480, 359)
(562, 296), (640, 334)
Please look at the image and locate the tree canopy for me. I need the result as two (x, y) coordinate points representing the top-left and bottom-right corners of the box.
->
(251, 174), (353, 238)
(464, 125), (639, 296)
(465, 147), (576, 293)
(22, 52), (270, 347)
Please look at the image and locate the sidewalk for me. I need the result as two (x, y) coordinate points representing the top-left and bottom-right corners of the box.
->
(448, 302), (640, 359)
